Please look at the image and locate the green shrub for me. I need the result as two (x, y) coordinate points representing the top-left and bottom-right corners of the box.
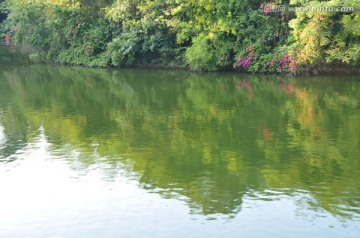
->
(106, 31), (140, 66)
(185, 34), (215, 71)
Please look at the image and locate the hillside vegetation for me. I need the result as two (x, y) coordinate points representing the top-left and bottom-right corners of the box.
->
(1, 0), (359, 74)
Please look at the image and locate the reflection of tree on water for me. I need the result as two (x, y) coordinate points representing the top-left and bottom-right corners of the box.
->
(0, 70), (28, 160)
(0, 63), (359, 219)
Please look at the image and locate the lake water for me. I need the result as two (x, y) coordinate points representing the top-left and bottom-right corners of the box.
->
(0, 47), (359, 237)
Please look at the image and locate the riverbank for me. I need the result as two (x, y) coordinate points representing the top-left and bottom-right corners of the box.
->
(2, 45), (359, 76)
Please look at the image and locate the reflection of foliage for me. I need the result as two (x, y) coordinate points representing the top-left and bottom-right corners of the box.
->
(0, 60), (359, 217)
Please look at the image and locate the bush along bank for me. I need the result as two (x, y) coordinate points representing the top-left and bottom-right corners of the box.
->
(1, 0), (359, 74)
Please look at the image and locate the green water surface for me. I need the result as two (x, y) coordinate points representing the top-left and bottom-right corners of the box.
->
(0, 47), (359, 237)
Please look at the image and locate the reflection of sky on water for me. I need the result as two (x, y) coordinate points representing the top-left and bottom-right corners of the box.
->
(0, 133), (359, 238)
(0, 125), (5, 146)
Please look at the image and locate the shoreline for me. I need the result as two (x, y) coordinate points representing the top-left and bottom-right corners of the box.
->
(1, 45), (359, 76)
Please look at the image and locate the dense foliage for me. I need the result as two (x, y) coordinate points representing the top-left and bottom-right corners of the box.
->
(1, 0), (359, 73)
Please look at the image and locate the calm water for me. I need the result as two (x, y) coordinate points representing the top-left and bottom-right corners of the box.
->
(0, 47), (360, 237)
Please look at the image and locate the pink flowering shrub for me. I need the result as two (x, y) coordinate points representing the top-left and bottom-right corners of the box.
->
(234, 44), (297, 74)
(236, 46), (255, 69)
(260, 2), (276, 15)
(261, 53), (297, 73)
